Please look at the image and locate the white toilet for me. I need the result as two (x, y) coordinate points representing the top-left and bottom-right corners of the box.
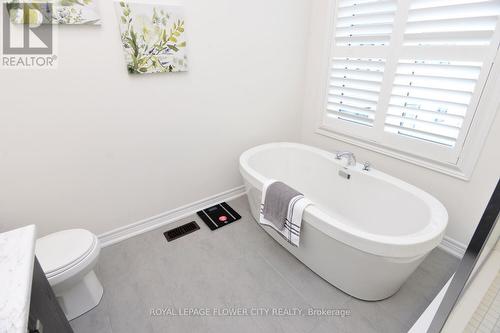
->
(35, 229), (103, 320)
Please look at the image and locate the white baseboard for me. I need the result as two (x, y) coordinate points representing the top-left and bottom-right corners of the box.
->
(98, 186), (247, 247)
(99, 187), (468, 259)
(439, 236), (467, 258)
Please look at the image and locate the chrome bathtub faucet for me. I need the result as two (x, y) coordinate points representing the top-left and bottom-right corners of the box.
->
(335, 151), (357, 166)
(362, 161), (371, 171)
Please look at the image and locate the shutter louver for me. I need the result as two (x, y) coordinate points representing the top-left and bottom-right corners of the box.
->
(335, 0), (397, 46)
(384, 60), (482, 147)
(327, 57), (385, 127)
(405, 0), (500, 46)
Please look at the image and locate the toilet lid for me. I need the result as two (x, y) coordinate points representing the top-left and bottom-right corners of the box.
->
(36, 229), (96, 275)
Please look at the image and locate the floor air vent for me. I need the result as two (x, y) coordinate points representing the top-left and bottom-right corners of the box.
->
(164, 221), (200, 242)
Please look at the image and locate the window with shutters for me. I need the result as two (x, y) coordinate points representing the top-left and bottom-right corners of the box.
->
(318, 0), (500, 178)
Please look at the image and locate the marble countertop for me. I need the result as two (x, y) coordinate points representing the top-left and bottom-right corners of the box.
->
(0, 225), (37, 333)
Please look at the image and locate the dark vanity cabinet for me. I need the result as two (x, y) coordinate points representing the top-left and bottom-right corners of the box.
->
(27, 257), (73, 333)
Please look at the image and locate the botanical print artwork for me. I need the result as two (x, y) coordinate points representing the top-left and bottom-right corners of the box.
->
(115, 1), (188, 74)
(52, 0), (100, 24)
(7, 0), (101, 25)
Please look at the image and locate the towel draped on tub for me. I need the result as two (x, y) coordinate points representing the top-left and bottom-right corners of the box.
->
(259, 179), (312, 247)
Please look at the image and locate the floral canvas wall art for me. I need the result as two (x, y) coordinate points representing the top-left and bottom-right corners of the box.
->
(115, 1), (188, 75)
(7, 0), (101, 25)
(53, 0), (100, 24)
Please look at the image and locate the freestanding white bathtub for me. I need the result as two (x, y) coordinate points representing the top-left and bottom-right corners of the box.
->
(239, 142), (448, 301)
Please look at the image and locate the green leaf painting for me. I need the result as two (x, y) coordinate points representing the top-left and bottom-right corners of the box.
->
(115, 1), (188, 75)
(7, 0), (101, 25)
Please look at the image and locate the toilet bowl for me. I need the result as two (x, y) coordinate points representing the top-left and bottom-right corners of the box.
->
(35, 229), (103, 320)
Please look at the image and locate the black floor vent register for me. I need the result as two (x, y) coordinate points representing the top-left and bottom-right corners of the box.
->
(197, 202), (241, 230)
(164, 221), (200, 242)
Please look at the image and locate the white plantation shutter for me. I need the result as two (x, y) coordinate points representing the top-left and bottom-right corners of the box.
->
(325, 0), (396, 136)
(327, 57), (385, 126)
(384, 60), (481, 147)
(323, 0), (500, 163)
(404, 0), (500, 46)
(335, 0), (397, 46)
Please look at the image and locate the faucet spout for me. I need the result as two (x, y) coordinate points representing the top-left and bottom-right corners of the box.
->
(335, 151), (357, 166)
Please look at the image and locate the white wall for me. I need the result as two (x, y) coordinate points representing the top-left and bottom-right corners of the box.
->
(2, 0), (497, 249)
(300, 0), (500, 247)
(0, 0), (311, 236)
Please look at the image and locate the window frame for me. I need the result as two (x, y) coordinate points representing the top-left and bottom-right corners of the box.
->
(316, 0), (500, 180)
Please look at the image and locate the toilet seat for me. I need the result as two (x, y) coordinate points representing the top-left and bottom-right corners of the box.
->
(36, 229), (99, 279)
(35, 228), (103, 320)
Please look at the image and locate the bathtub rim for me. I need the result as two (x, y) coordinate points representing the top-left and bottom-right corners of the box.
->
(239, 142), (448, 258)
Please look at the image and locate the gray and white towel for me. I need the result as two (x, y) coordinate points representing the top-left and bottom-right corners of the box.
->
(259, 179), (312, 247)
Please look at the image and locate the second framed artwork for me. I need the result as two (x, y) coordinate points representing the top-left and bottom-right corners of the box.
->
(7, 0), (101, 25)
(115, 1), (188, 75)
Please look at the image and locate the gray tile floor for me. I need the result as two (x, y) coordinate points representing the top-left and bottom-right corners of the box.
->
(70, 196), (459, 333)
